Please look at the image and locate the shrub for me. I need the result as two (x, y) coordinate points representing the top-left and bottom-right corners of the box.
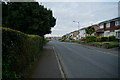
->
(2, 27), (43, 78)
(101, 37), (108, 42)
(108, 36), (116, 41)
(86, 35), (96, 42)
(43, 38), (49, 45)
(96, 37), (102, 42)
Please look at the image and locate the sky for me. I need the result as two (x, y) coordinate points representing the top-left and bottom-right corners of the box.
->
(36, 0), (119, 37)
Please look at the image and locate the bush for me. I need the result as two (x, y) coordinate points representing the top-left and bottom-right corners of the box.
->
(86, 35), (96, 42)
(43, 38), (49, 45)
(2, 27), (43, 78)
(96, 37), (102, 42)
(108, 36), (116, 41)
(101, 37), (108, 42)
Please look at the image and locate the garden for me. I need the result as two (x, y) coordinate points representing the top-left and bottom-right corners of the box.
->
(60, 35), (119, 49)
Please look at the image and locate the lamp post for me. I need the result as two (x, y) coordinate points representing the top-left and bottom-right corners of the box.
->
(73, 21), (80, 40)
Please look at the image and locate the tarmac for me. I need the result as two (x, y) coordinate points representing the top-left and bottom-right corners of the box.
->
(30, 41), (119, 78)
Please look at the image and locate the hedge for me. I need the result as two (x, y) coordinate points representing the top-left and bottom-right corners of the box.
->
(108, 36), (117, 41)
(86, 35), (96, 42)
(2, 27), (43, 79)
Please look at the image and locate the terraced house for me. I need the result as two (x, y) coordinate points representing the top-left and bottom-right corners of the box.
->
(96, 17), (120, 39)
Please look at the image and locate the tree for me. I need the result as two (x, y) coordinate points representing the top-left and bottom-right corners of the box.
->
(2, 2), (56, 36)
(85, 26), (95, 35)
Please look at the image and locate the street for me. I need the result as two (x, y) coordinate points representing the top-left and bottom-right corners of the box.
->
(49, 40), (118, 78)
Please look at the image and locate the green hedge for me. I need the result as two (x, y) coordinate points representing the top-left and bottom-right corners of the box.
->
(86, 35), (96, 42)
(108, 36), (117, 41)
(2, 27), (43, 79)
(96, 36), (117, 42)
(101, 37), (108, 42)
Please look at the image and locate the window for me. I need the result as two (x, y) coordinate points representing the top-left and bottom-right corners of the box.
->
(106, 22), (110, 28)
(115, 20), (120, 26)
(100, 24), (104, 28)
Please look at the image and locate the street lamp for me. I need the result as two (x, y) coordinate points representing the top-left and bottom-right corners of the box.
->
(73, 21), (80, 40)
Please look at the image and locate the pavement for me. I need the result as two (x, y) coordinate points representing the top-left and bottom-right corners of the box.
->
(31, 43), (62, 78)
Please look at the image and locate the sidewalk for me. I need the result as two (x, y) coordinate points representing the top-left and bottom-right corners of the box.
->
(31, 43), (62, 78)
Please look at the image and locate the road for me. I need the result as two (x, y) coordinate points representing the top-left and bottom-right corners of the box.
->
(49, 40), (119, 78)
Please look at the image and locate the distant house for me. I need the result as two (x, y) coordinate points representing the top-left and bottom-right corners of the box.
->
(91, 24), (99, 36)
(69, 32), (74, 40)
(63, 32), (74, 40)
(65, 33), (70, 40)
(96, 17), (120, 39)
(72, 30), (79, 40)
(79, 28), (87, 39)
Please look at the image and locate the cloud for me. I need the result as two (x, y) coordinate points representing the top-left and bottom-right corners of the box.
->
(40, 2), (118, 37)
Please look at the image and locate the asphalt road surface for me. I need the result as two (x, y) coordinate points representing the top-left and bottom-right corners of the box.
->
(49, 40), (119, 78)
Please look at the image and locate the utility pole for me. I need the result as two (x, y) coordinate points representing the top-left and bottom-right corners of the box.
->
(73, 21), (80, 40)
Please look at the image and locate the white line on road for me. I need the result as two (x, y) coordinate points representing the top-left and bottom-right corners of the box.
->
(53, 46), (66, 79)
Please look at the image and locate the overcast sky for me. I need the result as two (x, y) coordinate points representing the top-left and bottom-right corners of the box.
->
(36, 0), (119, 37)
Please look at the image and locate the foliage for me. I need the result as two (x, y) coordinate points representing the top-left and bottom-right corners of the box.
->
(2, 27), (43, 78)
(86, 35), (96, 42)
(96, 37), (102, 42)
(43, 38), (50, 45)
(2, 2), (56, 36)
(108, 36), (116, 41)
(101, 37), (108, 42)
(85, 26), (95, 35)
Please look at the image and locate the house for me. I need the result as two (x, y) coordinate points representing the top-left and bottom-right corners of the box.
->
(68, 32), (74, 40)
(72, 30), (79, 40)
(64, 33), (70, 40)
(91, 24), (99, 36)
(62, 32), (74, 40)
(96, 17), (120, 38)
(79, 28), (87, 39)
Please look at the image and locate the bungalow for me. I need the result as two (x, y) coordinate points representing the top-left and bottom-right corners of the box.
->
(96, 17), (120, 39)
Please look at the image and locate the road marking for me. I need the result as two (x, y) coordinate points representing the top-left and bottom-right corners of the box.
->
(80, 44), (118, 57)
(94, 49), (118, 56)
(53, 47), (67, 79)
(69, 42), (118, 57)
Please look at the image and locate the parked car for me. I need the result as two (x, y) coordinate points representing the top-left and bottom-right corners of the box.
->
(81, 38), (86, 41)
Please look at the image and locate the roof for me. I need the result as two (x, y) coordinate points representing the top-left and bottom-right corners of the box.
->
(99, 17), (120, 25)
(79, 27), (86, 30)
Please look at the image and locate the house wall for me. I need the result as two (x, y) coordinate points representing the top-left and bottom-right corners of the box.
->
(97, 17), (120, 38)
(104, 31), (115, 37)
(115, 29), (120, 39)
(79, 29), (86, 39)
(73, 31), (78, 37)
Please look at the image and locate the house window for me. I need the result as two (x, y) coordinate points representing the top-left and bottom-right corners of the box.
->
(100, 24), (104, 28)
(106, 22), (110, 28)
(115, 20), (120, 26)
